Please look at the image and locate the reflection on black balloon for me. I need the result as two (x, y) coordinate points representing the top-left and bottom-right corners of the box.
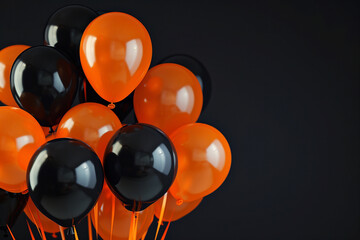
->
(0, 188), (28, 238)
(10, 46), (79, 127)
(103, 123), (177, 211)
(44, 5), (98, 66)
(27, 138), (104, 227)
(160, 54), (212, 111)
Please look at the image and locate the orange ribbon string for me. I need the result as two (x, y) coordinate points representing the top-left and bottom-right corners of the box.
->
(141, 229), (148, 240)
(154, 193), (168, 240)
(6, 225), (15, 240)
(161, 221), (171, 240)
(88, 215), (93, 240)
(27, 205), (42, 238)
(133, 212), (139, 240)
(59, 226), (65, 240)
(35, 210), (47, 240)
(129, 211), (135, 240)
(94, 203), (99, 240)
(26, 220), (35, 240)
(73, 225), (79, 240)
(110, 195), (116, 240)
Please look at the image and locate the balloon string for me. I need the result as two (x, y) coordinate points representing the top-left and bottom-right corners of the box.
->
(160, 222), (171, 240)
(88, 215), (93, 240)
(59, 226), (65, 240)
(154, 193), (168, 240)
(133, 212), (139, 240)
(129, 210), (136, 240)
(35, 209), (47, 240)
(73, 225), (79, 240)
(6, 225), (15, 240)
(26, 220), (35, 240)
(94, 203), (99, 240)
(27, 205), (42, 238)
(110, 195), (116, 240)
(141, 229), (148, 240)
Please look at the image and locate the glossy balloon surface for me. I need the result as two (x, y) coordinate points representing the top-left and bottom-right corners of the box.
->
(104, 124), (177, 211)
(56, 102), (122, 161)
(10, 46), (79, 127)
(160, 54), (211, 110)
(27, 138), (104, 227)
(45, 5), (98, 65)
(0, 188), (28, 231)
(134, 63), (203, 135)
(154, 192), (202, 222)
(0, 45), (29, 107)
(91, 183), (154, 240)
(0, 107), (45, 193)
(24, 197), (60, 233)
(169, 123), (231, 202)
(80, 12), (152, 103)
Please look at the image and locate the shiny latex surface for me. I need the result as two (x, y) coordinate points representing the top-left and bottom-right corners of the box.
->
(154, 192), (202, 222)
(91, 183), (154, 240)
(103, 123), (177, 211)
(57, 102), (122, 161)
(27, 138), (104, 227)
(0, 45), (29, 107)
(24, 197), (60, 233)
(80, 12), (152, 103)
(134, 63), (203, 135)
(85, 79), (135, 123)
(0, 107), (45, 193)
(169, 123), (231, 202)
(44, 5), (98, 66)
(160, 54), (212, 111)
(0, 188), (28, 230)
(10, 46), (79, 127)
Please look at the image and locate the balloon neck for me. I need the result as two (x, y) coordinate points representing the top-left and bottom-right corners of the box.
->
(176, 199), (184, 206)
(108, 102), (115, 109)
(52, 232), (57, 238)
(49, 126), (55, 134)
(22, 189), (29, 195)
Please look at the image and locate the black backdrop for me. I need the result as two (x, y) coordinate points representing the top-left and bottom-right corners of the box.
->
(0, 0), (359, 239)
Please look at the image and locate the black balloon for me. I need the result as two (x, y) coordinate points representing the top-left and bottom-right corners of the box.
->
(10, 46), (79, 127)
(160, 54), (212, 110)
(27, 138), (104, 227)
(104, 124), (177, 211)
(0, 188), (28, 238)
(85, 79), (137, 123)
(44, 5), (98, 66)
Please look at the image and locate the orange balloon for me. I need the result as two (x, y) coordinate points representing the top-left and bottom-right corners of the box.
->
(24, 197), (60, 233)
(0, 45), (29, 107)
(134, 63), (203, 135)
(169, 123), (231, 202)
(0, 107), (45, 193)
(154, 192), (202, 222)
(56, 103), (121, 161)
(80, 12), (152, 103)
(91, 183), (154, 240)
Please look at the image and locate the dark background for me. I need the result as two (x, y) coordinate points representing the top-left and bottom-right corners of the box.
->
(0, 0), (359, 239)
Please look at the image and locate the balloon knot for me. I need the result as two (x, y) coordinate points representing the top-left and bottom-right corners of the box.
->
(22, 189), (29, 194)
(176, 199), (183, 206)
(108, 103), (115, 109)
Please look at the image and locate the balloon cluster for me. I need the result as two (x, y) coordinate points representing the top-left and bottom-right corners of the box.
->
(0, 5), (231, 240)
